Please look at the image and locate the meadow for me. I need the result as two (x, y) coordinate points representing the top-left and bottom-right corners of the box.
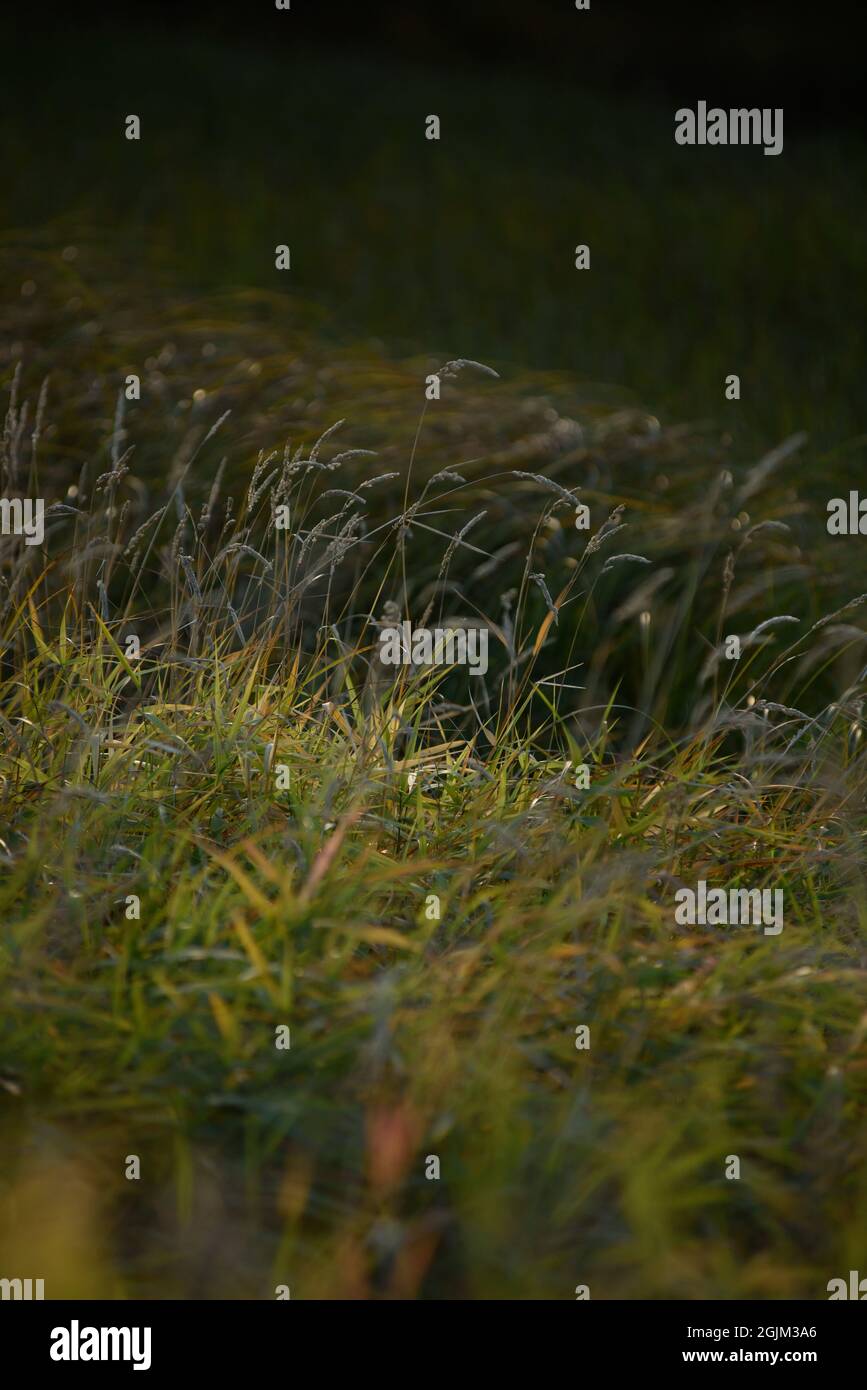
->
(0, 21), (865, 1299)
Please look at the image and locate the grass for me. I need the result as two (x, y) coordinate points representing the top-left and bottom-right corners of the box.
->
(1, 241), (866, 1298)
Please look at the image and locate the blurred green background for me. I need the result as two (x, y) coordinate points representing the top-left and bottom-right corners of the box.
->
(2, 12), (865, 466)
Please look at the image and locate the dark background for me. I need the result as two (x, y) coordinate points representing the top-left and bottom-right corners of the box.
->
(26, 1), (866, 129)
(4, 0), (866, 453)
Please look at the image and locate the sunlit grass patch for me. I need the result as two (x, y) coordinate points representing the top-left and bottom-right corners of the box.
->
(1, 254), (866, 1299)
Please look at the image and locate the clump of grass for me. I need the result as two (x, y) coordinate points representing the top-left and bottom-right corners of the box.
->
(1, 255), (866, 1299)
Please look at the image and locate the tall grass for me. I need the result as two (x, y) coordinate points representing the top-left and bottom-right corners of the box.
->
(1, 249), (866, 1298)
